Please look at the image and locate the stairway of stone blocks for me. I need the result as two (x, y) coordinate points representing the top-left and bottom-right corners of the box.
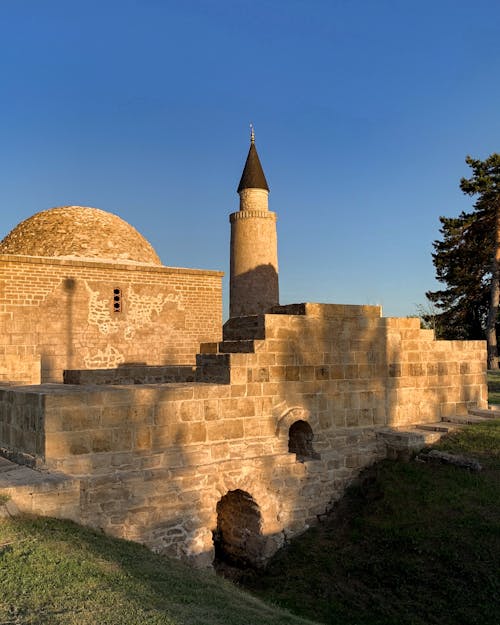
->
(199, 311), (498, 456)
(379, 406), (499, 460)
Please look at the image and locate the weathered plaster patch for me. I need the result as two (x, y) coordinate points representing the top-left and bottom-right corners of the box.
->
(84, 282), (184, 341)
(84, 344), (125, 369)
(85, 282), (119, 336)
(123, 286), (183, 340)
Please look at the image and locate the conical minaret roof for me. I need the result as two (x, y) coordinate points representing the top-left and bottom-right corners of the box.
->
(237, 127), (269, 193)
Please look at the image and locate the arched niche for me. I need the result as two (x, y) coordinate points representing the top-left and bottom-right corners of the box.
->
(288, 420), (320, 462)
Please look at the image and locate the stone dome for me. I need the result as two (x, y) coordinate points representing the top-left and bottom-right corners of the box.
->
(0, 206), (162, 265)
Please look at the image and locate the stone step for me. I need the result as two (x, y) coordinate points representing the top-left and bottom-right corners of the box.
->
(223, 315), (265, 341)
(443, 414), (492, 425)
(414, 422), (462, 433)
(195, 353), (230, 383)
(415, 430), (448, 445)
(0, 458), (80, 521)
(468, 407), (500, 419)
(268, 303), (307, 316)
(199, 342), (219, 355)
(378, 428), (437, 459)
(379, 415), (478, 459)
(413, 421), (466, 444)
(218, 340), (255, 354)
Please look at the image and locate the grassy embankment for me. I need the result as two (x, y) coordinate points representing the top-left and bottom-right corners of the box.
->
(0, 374), (499, 625)
(0, 516), (318, 625)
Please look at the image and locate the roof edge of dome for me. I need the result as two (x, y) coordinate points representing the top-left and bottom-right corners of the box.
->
(0, 205), (162, 266)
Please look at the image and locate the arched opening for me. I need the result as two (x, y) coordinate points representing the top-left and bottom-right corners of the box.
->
(288, 420), (320, 462)
(213, 489), (263, 568)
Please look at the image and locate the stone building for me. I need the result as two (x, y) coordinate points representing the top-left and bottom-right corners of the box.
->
(0, 134), (488, 568)
(0, 206), (222, 384)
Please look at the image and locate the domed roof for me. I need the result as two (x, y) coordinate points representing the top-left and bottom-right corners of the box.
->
(0, 206), (162, 265)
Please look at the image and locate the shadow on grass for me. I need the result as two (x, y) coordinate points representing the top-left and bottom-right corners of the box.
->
(241, 422), (500, 625)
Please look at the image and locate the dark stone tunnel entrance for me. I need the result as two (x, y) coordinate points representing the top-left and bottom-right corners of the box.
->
(213, 489), (263, 568)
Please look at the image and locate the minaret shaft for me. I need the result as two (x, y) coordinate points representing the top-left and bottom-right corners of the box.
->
(229, 134), (279, 318)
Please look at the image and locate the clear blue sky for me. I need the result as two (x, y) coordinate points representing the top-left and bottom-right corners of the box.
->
(1, 0), (500, 319)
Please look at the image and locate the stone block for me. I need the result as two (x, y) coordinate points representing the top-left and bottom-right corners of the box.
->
(210, 442), (230, 461)
(45, 431), (91, 457)
(285, 366), (300, 381)
(230, 384), (246, 397)
(154, 402), (181, 425)
(274, 353), (297, 365)
(92, 430), (114, 453)
(206, 419), (244, 441)
(203, 399), (219, 420)
(61, 408), (101, 431)
(112, 427), (133, 451)
(257, 352), (276, 366)
(269, 366), (285, 382)
(229, 367), (247, 385)
(180, 400), (203, 422)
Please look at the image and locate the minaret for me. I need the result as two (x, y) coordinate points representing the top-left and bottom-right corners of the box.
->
(229, 127), (279, 317)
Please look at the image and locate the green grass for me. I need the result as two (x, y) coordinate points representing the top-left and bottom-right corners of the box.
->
(241, 421), (500, 625)
(0, 516), (318, 625)
(487, 369), (500, 404)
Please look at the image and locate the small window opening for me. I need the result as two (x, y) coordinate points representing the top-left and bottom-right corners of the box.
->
(288, 420), (320, 462)
(113, 288), (122, 312)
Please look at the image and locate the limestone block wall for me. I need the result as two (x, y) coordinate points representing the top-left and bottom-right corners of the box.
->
(0, 255), (223, 383)
(0, 370), (386, 567)
(249, 304), (488, 427)
(0, 303), (487, 568)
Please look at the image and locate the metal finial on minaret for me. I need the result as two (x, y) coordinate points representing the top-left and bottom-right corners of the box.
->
(237, 125), (269, 193)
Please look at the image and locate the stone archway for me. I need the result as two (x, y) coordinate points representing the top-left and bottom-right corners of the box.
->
(288, 420), (320, 462)
(213, 489), (263, 567)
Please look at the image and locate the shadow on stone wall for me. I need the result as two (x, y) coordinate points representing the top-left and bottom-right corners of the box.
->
(63, 277), (76, 372)
(1, 304), (486, 570)
(230, 264), (278, 317)
(77, 309), (484, 568)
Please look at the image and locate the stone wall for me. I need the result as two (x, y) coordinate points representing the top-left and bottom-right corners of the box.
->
(0, 254), (223, 383)
(252, 304), (487, 426)
(0, 303), (487, 567)
(0, 379), (381, 567)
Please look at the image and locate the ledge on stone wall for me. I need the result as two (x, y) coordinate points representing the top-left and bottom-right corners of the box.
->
(0, 253), (224, 277)
(268, 303), (382, 318)
(63, 365), (198, 385)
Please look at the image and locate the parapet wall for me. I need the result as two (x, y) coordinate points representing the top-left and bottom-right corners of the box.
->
(222, 304), (487, 426)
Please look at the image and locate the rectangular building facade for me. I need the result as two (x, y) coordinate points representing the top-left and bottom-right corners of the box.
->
(0, 254), (223, 384)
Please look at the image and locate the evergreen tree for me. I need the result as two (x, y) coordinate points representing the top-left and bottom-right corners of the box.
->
(425, 211), (492, 340)
(426, 154), (500, 368)
(460, 154), (500, 368)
